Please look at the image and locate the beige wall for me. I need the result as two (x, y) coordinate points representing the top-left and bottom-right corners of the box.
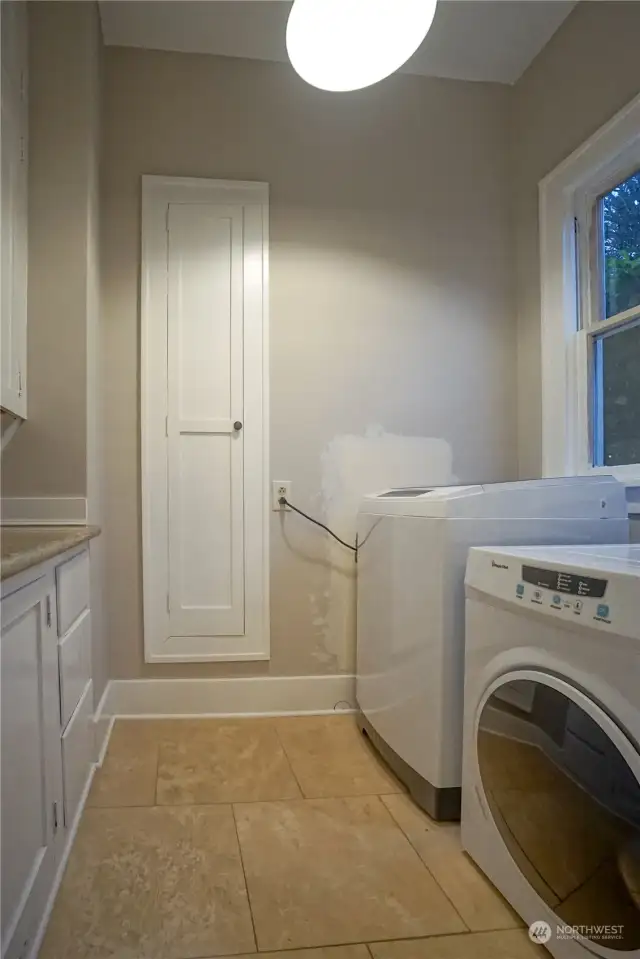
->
(1, 2), (109, 706)
(511, 1), (640, 479)
(3, 2), (100, 497)
(103, 48), (516, 680)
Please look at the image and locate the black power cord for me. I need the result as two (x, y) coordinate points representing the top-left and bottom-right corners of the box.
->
(279, 497), (358, 559)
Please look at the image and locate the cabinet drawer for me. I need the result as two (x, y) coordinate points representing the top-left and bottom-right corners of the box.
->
(56, 548), (90, 636)
(58, 610), (91, 730)
(62, 680), (93, 829)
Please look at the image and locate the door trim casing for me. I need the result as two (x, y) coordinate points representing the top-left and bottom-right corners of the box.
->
(141, 175), (270, 662)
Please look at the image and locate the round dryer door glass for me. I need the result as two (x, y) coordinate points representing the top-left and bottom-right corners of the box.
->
(478, 677), (640, 952)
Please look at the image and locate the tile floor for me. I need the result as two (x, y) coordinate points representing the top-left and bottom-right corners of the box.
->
(39, 715), (543, 959)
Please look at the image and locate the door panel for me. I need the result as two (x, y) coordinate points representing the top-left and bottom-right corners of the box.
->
(178, 434), (234, 609)
(171, 209), (236, 422)
(167, 203), (245, 638)
(478, 676), (640, 951)
(142, 177), (268, 663)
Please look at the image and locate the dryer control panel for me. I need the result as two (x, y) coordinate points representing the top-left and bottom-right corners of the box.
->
(521, 564), (607, 598)
(465, 545), (640, 640)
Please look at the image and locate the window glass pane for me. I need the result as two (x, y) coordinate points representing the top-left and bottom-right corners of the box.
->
(602, 169), (640, 319)
(594, 321), (640, 466)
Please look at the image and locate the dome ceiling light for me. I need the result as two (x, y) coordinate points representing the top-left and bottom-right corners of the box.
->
(286, 0), (438, 93)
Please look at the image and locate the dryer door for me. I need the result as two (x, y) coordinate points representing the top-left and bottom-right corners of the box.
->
(477, 672), (640, 953)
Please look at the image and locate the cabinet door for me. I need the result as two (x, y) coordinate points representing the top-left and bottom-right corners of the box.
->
(0, 0), (28, 419)
(142, 179), (269, 663)
(1, 576), (63, 959)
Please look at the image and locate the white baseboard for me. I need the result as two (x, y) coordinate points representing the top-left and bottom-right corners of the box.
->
(29, 719), (114, 959)
(92, 681), (114, 762)
(100, 674), (357, 718)
(93, 715), (115, 765)
(1, 497), (87, 525)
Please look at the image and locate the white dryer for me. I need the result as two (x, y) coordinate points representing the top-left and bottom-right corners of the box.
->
(356, 477), (629, 820)
(462, 544), (640, 958)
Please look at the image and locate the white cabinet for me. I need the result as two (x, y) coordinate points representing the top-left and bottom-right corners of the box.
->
(1, 0), (28, 419)
(61, 680), (94, 829)
(56, 549), (94, 829)
(58, 610), (91, 730)
(1, 543), (95, 959)
(1, 574), (63, 959)
(56, 549), (90, 636)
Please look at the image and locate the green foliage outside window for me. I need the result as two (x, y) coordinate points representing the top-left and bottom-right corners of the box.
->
(598, 169), (640, 465)
(603, 171), (640, 318)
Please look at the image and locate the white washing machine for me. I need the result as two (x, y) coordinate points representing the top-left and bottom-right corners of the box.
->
(462, 544), (640, 958)
(356, 477), (629, 821)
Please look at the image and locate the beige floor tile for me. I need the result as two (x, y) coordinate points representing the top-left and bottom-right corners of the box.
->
(222, 948), (371, 959)
(39, 805), (255, 959)
(369, 929), (545, 959)
(107, 718), (173, 751)
(108, 717), (273, 751)
(381, 794), (521, 931)
(90, 717), (291, 808)
(275, 715), (402, 798)
(234, 795), (466, 951)
(87, 744), (158, 808)
(87, 720), (199, 808)
(157, 722), (302, 804)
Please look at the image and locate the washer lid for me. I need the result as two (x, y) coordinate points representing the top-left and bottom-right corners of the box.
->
(359, 475), (627, 519)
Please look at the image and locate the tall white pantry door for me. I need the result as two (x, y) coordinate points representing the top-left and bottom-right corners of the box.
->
(142, 176), (269, 662)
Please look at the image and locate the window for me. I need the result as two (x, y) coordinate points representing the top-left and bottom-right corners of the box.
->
(591, 170), (640, 468)
(540, 94), (640, 480)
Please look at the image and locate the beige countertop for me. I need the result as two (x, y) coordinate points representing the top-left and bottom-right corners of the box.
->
(1, 526), (101, 582)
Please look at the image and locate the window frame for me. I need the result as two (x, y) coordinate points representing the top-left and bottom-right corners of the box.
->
(539, 92), (640, 483)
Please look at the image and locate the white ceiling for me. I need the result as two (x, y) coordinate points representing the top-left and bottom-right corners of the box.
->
(99, 0), (577, 86)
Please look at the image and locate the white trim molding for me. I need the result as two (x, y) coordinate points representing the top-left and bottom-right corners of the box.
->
(1, 497), (88, 526)
(98, 675), (356, 718)
(540, 92), (640, 480)
(141, 175), (270, 664)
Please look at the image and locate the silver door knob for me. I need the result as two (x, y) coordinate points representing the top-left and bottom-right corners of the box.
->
(233, 421), (243, 431)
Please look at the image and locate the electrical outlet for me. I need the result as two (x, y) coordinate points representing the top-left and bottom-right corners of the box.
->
(272, 481), (291, 511)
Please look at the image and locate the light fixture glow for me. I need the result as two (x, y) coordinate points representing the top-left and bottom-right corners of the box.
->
(286, 0), (437, 93)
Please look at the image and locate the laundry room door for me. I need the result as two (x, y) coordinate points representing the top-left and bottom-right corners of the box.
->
(476, 672), (640, 953)
(141, 176), (269, 663)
